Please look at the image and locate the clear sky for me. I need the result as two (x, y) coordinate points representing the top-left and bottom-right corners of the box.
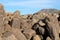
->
(0, 0), (60, 15)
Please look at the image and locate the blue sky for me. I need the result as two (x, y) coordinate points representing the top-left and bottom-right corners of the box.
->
(0, 0), (60, 15)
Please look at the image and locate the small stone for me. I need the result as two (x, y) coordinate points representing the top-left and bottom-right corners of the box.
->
(0, 4), (5, 16)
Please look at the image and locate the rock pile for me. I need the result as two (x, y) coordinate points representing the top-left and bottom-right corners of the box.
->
(0, 4), (60, 40)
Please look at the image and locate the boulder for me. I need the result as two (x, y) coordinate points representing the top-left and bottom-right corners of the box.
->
(39, 27), (45, 35)
(23, 29), (36, 39)
(0, 15), (4, 34)
(0, 4), (3, 10)
(32, 22), (45, 35)
(2, 31), (17, 40)
(11, 28), (27, 40)
(12, 18), (20, 29)
(45, 14), (60, 40)
(19, 18), (32, 30)
(0, 4), (5, 16)
(4, 24), (11, 32)
(13, 10), (20, 18)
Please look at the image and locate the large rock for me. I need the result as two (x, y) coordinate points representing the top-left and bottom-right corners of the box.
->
(2, 31), (17, 40)
(0, 15), (4, 34)
(45, 14), (60, 40)
(6, 13), (13, 21)
(0, 4), (5, 16)
(12, 18), (20, 29)
(4, 24), (11, 32)
(13, 10), (20, 18)
(39, 27), (45, 35)
(19, 18), (32, 30)
(0, 4), (4, 9)
(32, 22), (45, 35)
(11, 28), (27, 40)
(31, 12), (46, 25)
(0, 4), (6, 34)
(23, 29), (36, 39)
(4, 34), (17, 40)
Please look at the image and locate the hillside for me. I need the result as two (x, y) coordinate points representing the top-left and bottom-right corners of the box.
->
(0, 4), (60, 40)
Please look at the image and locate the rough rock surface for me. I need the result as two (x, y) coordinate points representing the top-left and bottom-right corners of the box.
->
(0, 4), (60, 40)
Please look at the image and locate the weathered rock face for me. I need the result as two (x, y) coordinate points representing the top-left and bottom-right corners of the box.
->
(23, 29), (36, 39)
(13, 10), (20, 18)
(0, 15), (4, 34)
(11, 28), (27, 40)
(0, 4), (60, 40)
(0, 4), (5, 35)
(45, 14), (60, 40)
(12, 18), (20, 29)
(2, 31), (18, 40)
